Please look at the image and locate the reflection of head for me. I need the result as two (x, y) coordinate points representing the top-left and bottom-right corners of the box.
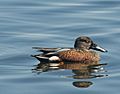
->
(73, 81), (93, 88)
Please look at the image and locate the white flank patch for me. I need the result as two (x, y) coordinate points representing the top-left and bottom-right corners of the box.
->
(49, 56), (60, 61)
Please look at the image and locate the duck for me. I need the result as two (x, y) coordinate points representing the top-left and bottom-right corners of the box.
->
(32, 36), (107, 63)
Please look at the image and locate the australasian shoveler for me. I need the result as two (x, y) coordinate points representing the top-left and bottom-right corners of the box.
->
(32, 36), (107, 63)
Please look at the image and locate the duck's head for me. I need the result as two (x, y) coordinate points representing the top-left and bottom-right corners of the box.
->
(74, 36), (107, 52)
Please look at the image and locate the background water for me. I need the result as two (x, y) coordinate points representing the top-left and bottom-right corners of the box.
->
(0, 0), (120, 94)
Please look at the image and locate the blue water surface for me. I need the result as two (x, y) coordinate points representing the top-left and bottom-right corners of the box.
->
(0, 0), (120, 94)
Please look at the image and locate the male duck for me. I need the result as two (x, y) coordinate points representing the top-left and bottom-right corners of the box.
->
(32, 36), (107, 63)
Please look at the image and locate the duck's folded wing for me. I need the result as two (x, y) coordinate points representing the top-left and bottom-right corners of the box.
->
(32, 47), (72, 53)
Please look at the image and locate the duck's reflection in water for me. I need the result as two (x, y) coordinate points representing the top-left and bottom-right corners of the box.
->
(73, 81), (93, 88)
(32, 61), (107, 88)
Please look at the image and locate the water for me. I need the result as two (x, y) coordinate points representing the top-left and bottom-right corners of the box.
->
(0, 0), (120, 94)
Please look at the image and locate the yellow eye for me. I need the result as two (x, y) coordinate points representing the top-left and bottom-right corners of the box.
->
(86, 40), (89, 43)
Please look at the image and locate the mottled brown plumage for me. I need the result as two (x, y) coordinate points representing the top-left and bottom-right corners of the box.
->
(58, 49), (100, 62)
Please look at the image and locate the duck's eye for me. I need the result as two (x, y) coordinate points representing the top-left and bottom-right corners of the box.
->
(81, 39), (89, 43)
(86, 40), (90, 43)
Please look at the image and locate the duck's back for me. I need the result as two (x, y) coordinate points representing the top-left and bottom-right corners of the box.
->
(58, 49), (100, 62)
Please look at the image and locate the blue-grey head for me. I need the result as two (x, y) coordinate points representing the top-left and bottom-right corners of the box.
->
(74, 36), (107, 52)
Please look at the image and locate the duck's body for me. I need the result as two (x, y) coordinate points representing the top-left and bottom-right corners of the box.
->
(58, 49), (100, 62)
(32, 36), (107, 63)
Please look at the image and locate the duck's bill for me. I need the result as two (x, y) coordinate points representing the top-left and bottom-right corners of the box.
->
(91, 43), (108, 52)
